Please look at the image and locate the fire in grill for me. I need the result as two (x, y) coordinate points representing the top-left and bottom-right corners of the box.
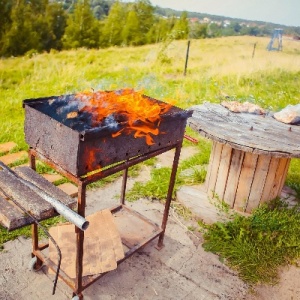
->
(23, 89), (191, 176)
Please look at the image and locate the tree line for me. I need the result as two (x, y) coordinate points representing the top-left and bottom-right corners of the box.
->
(0, 0), (190, 57)
(0, 0), (297, 58)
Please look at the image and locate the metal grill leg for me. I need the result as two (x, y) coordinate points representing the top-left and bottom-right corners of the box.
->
(75, 182), (86, 296)
(156, 142), (182, 249)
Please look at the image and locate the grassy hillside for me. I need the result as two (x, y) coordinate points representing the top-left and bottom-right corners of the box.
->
(1, 35), (300, 184)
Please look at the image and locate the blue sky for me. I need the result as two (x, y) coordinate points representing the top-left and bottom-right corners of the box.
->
(125, 0), (300, 27)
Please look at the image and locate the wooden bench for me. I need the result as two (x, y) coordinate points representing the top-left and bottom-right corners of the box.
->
(0, 166), (76, 231)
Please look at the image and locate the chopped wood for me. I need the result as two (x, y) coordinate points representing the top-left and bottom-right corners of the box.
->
(0, 169), (54, 220)
(0, 166), (77, 230)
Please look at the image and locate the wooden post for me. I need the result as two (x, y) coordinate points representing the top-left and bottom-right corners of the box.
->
(184, 40), (191, 76)
(252, 42), (257, 58)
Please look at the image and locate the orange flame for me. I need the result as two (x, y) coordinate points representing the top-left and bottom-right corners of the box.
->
(75, 89), (172, 145)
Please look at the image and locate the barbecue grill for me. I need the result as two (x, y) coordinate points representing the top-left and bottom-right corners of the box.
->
(23, 89), (190, 176)
(4, 89), (191, 299)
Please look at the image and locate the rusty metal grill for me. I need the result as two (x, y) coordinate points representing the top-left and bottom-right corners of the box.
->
(19, 89), (192, 299)
(23, 92), (191, 176)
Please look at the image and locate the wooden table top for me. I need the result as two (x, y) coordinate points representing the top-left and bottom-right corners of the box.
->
(188, 103), (300, 158)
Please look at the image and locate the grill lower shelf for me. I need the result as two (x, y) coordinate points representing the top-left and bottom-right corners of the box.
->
(35, 204), (163, 290)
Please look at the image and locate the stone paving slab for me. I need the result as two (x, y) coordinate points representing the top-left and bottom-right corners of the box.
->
(0, 142), (17, 154)
(0, 151), (28, 165)
(57, 182), (78, 197)
(42, 173), (64, 183)
(0, 175), (249, 300)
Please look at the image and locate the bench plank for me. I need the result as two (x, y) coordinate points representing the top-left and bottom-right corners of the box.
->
(0, 166), (77, 231)
(0, 169), (54, 220)
(0, 196), (33, 230)
(15, 167), (76, 209)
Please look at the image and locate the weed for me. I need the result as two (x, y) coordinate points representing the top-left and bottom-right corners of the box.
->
(201, 199), (300, 284)
(127, 137), (210, 201)
(0, 216), (64, 250)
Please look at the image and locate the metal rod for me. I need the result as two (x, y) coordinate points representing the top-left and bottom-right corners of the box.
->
(121, 167), (129, 205)
(75, 182), (86, 295)
(32, 224), (43, 268)
(0, 161), (89, 231)
(184, 134), (198, 144)
(0, 185), (61, 295)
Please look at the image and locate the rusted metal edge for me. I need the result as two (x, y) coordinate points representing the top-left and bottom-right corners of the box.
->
(30, 142), (182, 185)
(82, 228), (163, 290)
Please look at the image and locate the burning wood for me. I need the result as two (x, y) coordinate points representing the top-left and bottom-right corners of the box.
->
(44, 88), (172, 146)
(74, 89), (172, 145)
(66, 111), (78, 119)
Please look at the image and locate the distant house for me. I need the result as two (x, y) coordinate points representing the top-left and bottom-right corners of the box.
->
(189, 17), (200, 23)
(223, 20), (231, 27)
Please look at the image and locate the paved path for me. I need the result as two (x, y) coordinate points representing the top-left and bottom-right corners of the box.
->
(0, 177), (248, 300)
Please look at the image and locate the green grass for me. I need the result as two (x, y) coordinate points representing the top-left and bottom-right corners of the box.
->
(0, 216), (64, 251)
(127, 137), (211, 201)
(201, 199), (300, 285)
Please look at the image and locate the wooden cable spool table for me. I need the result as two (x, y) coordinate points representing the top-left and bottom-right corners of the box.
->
(188, 103), (300, 213)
